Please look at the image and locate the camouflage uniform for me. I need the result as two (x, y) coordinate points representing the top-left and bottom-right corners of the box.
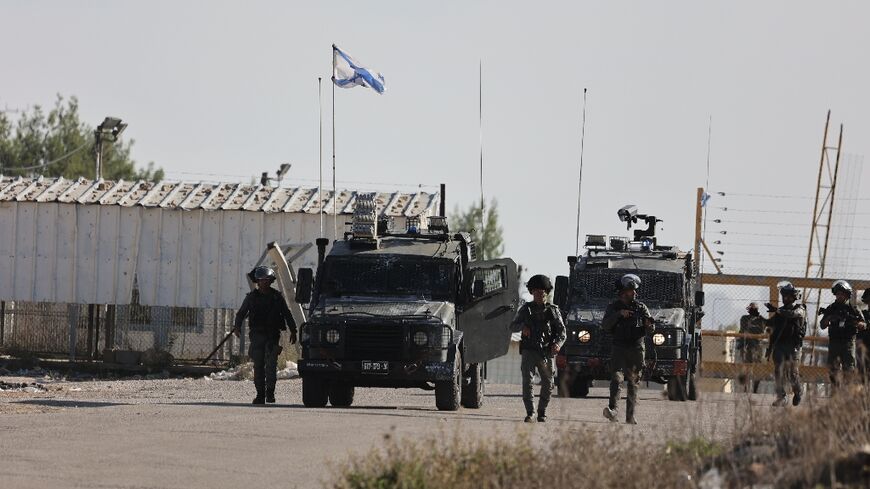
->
(510, 301), (566, 418)
(738, 313), (766, 393)
(235, 287), (297, 402)
(820, 301), (862, 385)
(602, 299), (654, 422)
(765, 303), (805, 401)
(859, 309), (870, 383)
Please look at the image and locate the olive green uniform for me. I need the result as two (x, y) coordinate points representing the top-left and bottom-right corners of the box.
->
(235, 287), (297, 401)
(602, 299), (654, 422)
(765, 303), (805, 400)
(510, 302), (566, 417)
(820, 301), (862, 385)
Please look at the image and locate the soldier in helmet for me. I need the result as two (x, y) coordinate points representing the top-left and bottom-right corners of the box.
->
(738, 302), (766, 393)
(859, 289), (870, 383)
(764, 282), (806, 406)
(602, 274), (654, 424)
(510, 274), (567, 423)
(820, 280), (867, 387)
(233, 266), (298, 404)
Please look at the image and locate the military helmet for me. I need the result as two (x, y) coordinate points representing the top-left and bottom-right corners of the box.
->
(253, 266), (277, 282)
(831, 280), (852, 297)
(526, 274), (553, 292)
(778, 281), (800, 299)
(616, 273), (642, 291)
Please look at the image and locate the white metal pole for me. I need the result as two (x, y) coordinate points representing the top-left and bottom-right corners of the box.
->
(574, 88), (588, 256)
(479, 61), (485, 258)
(318, 77), (323, 237)
(332, 77), (337, 241)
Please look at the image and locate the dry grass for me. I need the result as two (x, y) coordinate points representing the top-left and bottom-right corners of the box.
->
(329, 386), (870, 489)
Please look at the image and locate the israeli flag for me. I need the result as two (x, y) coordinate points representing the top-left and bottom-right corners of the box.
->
(332, 44), (385, 94)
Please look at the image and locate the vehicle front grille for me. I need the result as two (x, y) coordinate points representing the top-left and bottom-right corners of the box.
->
(344, 324), (405, 361)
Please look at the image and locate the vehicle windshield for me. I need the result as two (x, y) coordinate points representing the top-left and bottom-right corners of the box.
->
(320, 256), (455, 300)
(570, 269), (685, 307)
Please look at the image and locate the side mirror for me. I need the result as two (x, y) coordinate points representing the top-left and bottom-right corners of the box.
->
(472, 280), (485, 299)
(554, 275), (569, 309)
(295, 268), (314, 305)
(694, 290), (705, 307)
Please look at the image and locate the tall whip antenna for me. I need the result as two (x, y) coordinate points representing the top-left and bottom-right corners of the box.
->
(479, 60), (485, 257)
(318, 77), (324, 236)
(574, 88), (588, 256)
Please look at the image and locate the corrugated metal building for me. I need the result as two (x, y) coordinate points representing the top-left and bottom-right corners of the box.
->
(0, 176), (440, 361)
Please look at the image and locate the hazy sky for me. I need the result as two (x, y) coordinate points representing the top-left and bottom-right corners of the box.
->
(3, 0), (869, 286)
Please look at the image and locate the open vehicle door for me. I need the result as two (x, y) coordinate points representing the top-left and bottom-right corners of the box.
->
(459, 258), (520, 363)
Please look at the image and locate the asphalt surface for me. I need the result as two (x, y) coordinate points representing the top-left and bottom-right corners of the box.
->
(0, 374), (761, 489)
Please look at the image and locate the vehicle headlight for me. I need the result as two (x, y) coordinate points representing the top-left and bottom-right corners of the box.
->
(652, 333), (665, 346)
(325, 329), (341, 344)
(578, 330), (591, 343)
(413, 331), (429, 346)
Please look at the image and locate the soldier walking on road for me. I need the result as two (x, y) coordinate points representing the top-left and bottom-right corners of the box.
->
(510, 274), (566, 423)
(859, 289), (870, 383)
(764, 282), (806, 407)
(602, 274), (654, 425)
(234, 266), (298, 404)
(738, 302), (766, 393)
(820, 281), (867, 388)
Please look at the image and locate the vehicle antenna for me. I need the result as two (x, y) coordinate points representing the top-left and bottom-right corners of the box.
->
(574, 88), (588, 257)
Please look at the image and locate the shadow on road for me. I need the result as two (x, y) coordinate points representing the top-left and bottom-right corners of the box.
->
(14, 399), (128, 408)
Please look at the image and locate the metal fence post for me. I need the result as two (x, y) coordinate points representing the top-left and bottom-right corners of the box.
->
(68, 304), (80, 361)
(0, 301), (5, 346)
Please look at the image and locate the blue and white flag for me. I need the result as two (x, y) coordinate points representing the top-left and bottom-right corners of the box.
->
(332, 44), (385, 94)
(700, 192), (711, 208)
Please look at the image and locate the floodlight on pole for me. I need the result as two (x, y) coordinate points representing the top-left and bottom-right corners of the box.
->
(94, 116), (127, 180)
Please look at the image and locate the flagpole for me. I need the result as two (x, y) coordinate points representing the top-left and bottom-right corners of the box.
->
(318, 77), (324, 237)
(479, 60), (485, 258)
(574, 88), (588, 257)
(332, 58), (337, 241)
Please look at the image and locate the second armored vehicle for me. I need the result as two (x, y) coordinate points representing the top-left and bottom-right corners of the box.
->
(553, 206), (704, 401)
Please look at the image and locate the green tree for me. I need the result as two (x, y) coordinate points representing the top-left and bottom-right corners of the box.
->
(451, 198), (505, 260)
(0, 95), (163, 182)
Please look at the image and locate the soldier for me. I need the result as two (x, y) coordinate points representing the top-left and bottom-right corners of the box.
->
(860, 289), (870, 383)
(510, 274), (566, 423)
(602, 274), (654, 425)
(764, 282), (806, 407)
(819, 280), (867, 387)
(738, 302), (766, 393)
(233, 266), (298, 404)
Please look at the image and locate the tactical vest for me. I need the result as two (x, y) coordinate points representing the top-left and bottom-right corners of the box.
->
(247, 289), (287, 334)
(519, 303), (558, 353)
(769, 305), (805, 351)
(610, 301), (649, 347)
(824, 302), (860, 341)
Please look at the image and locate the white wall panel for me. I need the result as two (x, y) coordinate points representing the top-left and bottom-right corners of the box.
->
(115, 207), (139, 303)
(218, 211), (243, 308)
(0, 203), (19, 298)
(136, 208), (163, 305)
(156, 210), (181, 306)
(14, 203), (37, 302)
(198, 211), (222, 308)
(33, 203), (59, 301)
(54, 204), (78, 302)
(94, 206), (120, 303)
(75, 205), (100, 304)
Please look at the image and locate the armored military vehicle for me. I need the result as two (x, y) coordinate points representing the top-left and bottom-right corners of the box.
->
(294, 194), (519, 410)
(553, 205), (704, 401)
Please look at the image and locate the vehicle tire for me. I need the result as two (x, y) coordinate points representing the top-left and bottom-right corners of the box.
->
(435, 351), (462, 411)
(570, 376), (590, 398)
(666, 375), (688, 402)
(461, 362), (484, 408)
(328, 381), (355, 407)
(687, 371), (699, 401)
(302, 374), (329, 407)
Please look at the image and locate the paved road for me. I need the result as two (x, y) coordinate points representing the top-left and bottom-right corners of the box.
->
(0, 376), (757, 489)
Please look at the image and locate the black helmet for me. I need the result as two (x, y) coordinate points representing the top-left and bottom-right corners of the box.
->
(526, 274), (553, 292)
(778, 281), (799, 299)
(831, 280), (852, 297)
(616, 273), (642, 291)
(253, 266), (277, 282)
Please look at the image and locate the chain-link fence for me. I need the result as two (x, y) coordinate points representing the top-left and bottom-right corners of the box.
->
(0, 300), (244, 364)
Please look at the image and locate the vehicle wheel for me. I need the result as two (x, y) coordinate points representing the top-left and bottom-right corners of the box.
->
(302, 374), (329, 407)
(328, 381), (355, 407)
(436, 351), (462, 411)
(461, 362), (484, 408)
(570, 376), (590, 398)
(666, 375), (688, 402)
(687, 372), (699, 401)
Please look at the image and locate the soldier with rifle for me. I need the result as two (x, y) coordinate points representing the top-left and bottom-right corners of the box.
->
(764, 282), (806, 407)
(819, 280), (867, 387)
(602, 274), (654, 424)
(510, 274), (566, 423)
(738, 302), (766, 393)
(233, 266), (298, 404)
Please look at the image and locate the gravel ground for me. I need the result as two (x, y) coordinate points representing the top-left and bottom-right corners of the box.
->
(0, 371), (765, 489)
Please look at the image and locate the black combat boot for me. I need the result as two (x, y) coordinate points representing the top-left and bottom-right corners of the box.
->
(537, 411), (547, 423)
(524, 411), (535, 423)
(266, 388), (276, 404)
(253, 385), (266, 405)
(792, 389), (802, 406)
